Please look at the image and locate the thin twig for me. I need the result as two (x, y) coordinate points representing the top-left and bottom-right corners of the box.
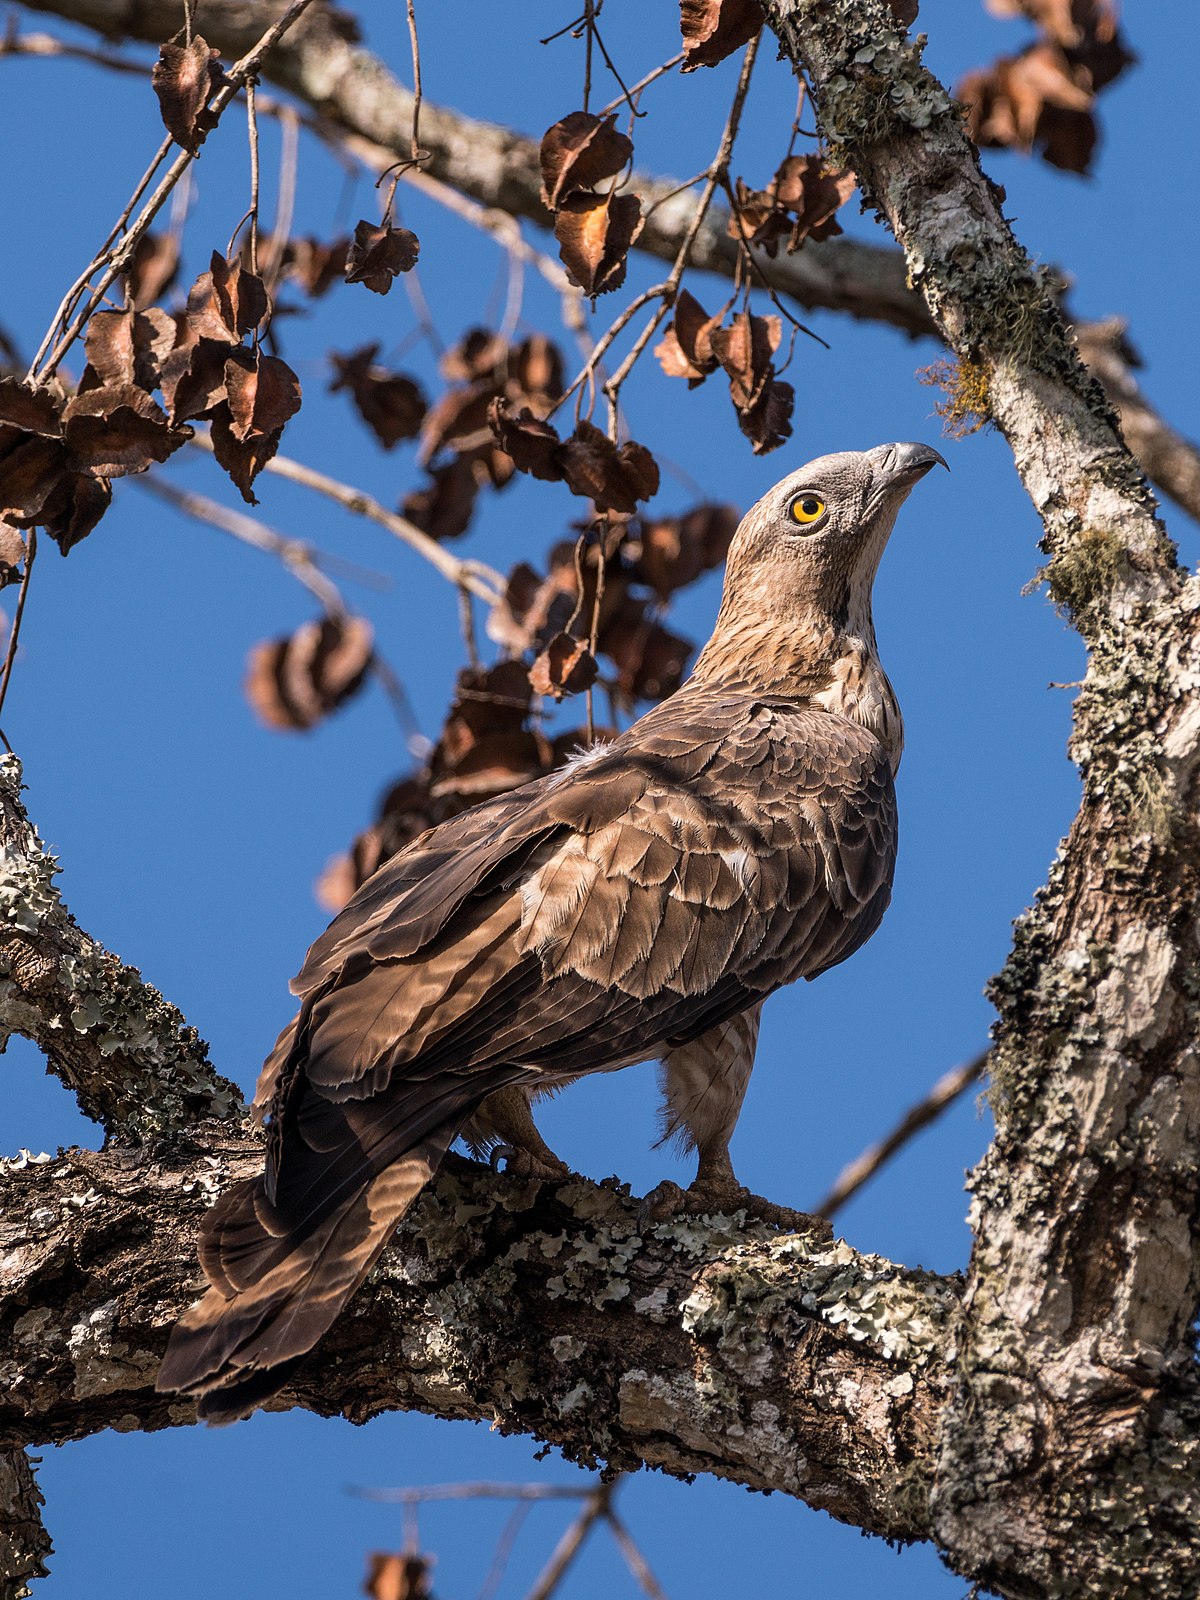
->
(245, 78), (261, 278)
(604, 1509), (669, 1600)
(0, 528), (37, 728)
(595, 50), (685, 119)
(524, 1483), (612, 1600)
(0, 27), (147, 74)
(135, 475), (350, 614)
(263, 105), (300, 285)
(188, 429), (505, 606)
(811, 1051), (988, 1220)
(28, 0), (318, 384)
(351, 1483), (602, 1504)
(404, 0), (423, 163)
(476, 1501), (534, 1600)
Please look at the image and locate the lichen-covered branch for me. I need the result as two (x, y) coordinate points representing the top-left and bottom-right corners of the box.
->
(0, 756), (240, 1139)
(754, 4), (1200, 1595)
(0, 1136), (956, 1540)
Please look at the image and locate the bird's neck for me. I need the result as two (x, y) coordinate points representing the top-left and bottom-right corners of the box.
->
(691, 593), (905, 773)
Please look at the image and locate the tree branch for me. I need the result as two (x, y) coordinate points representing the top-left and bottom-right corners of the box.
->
(0, 1448), (51, 1600)
(0, 1132), (958, 1544)
(0, 755), (241, 1139)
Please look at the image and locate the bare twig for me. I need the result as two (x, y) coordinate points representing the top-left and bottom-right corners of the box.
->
(404, 0), (423, 163)
(812, 1051), (988, 1220)
(604, 1509), (669, 1600)
(524, 1482), (612, 1600)
(262, 105), (300, 284)
(0, 527), (36, 729)
(596, 50), (685, 119)
(188, 430), (505, 605)
(135, 475), (351, 614)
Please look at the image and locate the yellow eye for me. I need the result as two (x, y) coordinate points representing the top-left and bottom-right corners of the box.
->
(790, 493), (825, 526)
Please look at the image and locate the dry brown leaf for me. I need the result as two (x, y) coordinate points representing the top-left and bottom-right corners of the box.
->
(209, 402), (282, 504)
(402, 459), (480, 541)
(710, 310), (780, 410)
(345, 220), (420, 295)
(245, 614), (374, 731)
(280, 235), (352, 298)
(160, 336), (233, 423)
(680, 0), (763, 69)
(558, 421), (659, 513)
(730, 157), (856, 255)
(0, 435), (66, 524)
(539, 112), (635, 209)
(124, 231), (180, 309)
(225, 351), (302, 442)
(487, 399), (564, 482)
(654, 288), (722, 384)
(151, 30), (223, 153)
(529, 632), (599, 700)
(186, 253), (268, 343)
(84, 308), (177, 393)
(602, 600), (691, 700)
(633, 502), (739, 599)
(431, 729), (549, 801)
(330, 345), (427, 449)
(0, 377), (63, 440)
(554, 191), (641, 298)
(62, 385), (192, 478)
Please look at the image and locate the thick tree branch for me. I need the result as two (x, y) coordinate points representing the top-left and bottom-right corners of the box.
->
(0, 1134), (957, 1542)
(0, 755), (241, 1139)
(755, 5), (1200, 1595)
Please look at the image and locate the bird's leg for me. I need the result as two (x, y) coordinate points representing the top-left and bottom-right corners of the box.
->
(639, 1137), (830, 1237)
(476, 1085), (572, 1182)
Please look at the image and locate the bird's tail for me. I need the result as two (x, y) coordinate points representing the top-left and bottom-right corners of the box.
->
(156, 1119), (457, 1424)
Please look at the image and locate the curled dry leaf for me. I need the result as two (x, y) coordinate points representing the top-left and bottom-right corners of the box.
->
(729, 155), (856, 256)
(529, 632), (599, 701)
(679, 0), (763, 70)
(62, 384), (193, 478)
(245, 614), (374, 731)
(187, 252), (269, 343)
(84, 308), (176, 393)
(151, 30), (223, 153)
(402, 458), (480, 542)
(559, 422), (660, 514)
(280, 236), (353, 298)
(329, 345), (426, 449)
(209, 403), (283, 504)
(654, 288), (722, 385)
(539, 112), (634, 210)
(345, 219), (420, 295)
(602, 598), (691, 701)
(224, 350), (302, 442)
(0, 378), (120, 552)
(161, 336), (234, 424)
(632, 502), (738, 600)
(487, 399), (563, 481)
(710, 310), (794, 454)
(554, 190), (642, 298)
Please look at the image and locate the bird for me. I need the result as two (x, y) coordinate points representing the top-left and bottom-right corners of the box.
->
(157, 439), (945, 1423)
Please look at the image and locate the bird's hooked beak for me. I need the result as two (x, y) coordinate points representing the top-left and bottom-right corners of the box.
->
(864, 441), (947, 515)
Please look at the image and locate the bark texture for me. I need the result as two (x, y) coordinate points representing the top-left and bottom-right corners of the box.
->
(759, 2), (1200, 1594)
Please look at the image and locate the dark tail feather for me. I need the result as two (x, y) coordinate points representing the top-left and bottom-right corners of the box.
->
(156, 1123), (456, 1423)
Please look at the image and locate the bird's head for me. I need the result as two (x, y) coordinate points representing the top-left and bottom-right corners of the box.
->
(695, 441), (947, 691)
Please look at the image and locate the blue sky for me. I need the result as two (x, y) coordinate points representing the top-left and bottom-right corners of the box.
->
(3, 1), (1197, 1595)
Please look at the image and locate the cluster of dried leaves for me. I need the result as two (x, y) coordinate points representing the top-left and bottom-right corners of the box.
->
(363, 1550), (434, 1600)
(539, 112), (641, 297)
(655, 289), (793, 454)
(957, 0), (1134, 174)
(729, 153), (856, 258)
(315, 500), (737, 910)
